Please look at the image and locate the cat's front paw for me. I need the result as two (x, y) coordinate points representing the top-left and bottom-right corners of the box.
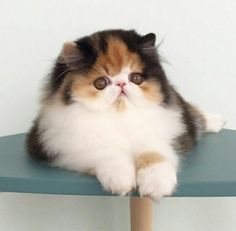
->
(96, 163), (136, 196)
(137, 162), (177, 201)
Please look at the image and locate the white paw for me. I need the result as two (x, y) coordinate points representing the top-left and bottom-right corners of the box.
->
(96, 163), (136, 196)
(137, 162), (177, 201)
(205, 113), (225, 133)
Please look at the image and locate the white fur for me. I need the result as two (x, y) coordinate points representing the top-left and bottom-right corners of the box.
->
(204, 113), (225, 132)
(137, 162), (177, 201)
(38, 67), (221, 198)
(95, 156), (136, 195)
(39, 100), (183, 196)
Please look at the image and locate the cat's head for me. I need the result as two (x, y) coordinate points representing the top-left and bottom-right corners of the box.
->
(47, 29), (170, 111)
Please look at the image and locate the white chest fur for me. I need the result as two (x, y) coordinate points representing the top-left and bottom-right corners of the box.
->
(39, 103), (184, 170)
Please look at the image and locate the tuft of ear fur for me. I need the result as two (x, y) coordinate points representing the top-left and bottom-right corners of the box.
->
(61, 42), (83, 68)
(139, 33), (156, 48)
(139, 33), (157, 58)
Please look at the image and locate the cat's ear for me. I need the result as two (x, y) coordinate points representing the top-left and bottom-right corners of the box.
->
(139, 33), (156, 48)
(61, 42), (83, 68)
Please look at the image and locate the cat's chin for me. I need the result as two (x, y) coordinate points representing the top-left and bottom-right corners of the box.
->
(117, 93), (128, 102)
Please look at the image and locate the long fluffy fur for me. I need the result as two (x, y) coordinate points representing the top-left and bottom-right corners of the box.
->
(26, 29), (224, 200)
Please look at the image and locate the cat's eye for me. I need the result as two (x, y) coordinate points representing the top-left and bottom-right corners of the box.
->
(129, 73), (143, 85)
(94, 77), (109, 90)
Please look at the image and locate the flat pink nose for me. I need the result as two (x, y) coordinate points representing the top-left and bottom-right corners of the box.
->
(116, 81), (126, 88)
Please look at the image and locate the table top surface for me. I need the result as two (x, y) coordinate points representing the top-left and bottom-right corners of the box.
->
(0, 129), (236, 197)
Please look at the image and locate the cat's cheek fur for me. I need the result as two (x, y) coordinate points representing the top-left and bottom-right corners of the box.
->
(124, 84), (156, 108)
(72, 84), (123, 112)
(71, 88), (117, 112)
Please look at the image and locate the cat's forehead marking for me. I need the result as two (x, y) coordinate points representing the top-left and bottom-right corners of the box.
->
(95, 36), (143, 76)
(111, 66), (131, 81)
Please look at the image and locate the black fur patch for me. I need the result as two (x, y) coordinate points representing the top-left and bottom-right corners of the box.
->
(26, 119), (55, 162)
(74, 36), (98, 69)
(49, 61), (69, 94)
(172, 92), (206, 154)
(98, 36), (108, 53)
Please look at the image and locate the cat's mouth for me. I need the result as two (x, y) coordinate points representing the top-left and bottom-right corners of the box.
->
(118, 90), (127, 98)
(120, 90), (126, 96)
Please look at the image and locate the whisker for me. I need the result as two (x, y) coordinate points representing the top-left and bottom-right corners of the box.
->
(54, 69), (70, 80)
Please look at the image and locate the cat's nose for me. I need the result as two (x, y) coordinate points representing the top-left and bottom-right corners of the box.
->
(116, 81), (126, 88)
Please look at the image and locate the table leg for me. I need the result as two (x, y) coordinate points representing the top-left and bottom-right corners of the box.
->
(130, 197), (153, 231)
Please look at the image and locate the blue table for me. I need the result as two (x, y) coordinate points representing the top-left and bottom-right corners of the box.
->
(1, 129), (236, 231)
(0, 129), (236, 197)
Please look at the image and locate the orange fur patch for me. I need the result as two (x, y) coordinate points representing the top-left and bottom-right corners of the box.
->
(136, 152), (165, 170)
(70, 74), (99, 99)
(140, 81), (163, 103)
(95, 36), (144, 76)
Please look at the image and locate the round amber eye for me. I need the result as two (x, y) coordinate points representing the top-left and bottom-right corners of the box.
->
(130, 73), (143, 85)
(94, 77), (108, 90)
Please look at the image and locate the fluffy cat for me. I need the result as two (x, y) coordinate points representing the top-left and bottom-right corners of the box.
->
(26, 29), (224, 200)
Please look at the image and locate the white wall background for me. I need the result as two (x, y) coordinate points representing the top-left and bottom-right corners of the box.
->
(0, 0), (235, 230)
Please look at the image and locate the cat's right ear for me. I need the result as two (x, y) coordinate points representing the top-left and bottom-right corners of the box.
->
(138, 33), (157, 56)
(139, 33), (156, 49)
(60, 42), (82, 68)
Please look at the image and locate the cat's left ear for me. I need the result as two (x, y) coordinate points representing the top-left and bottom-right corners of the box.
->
(139, 33), (156, 48)
(61, 41), (82, 68)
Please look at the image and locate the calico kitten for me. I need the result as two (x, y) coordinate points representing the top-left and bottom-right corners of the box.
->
(26, 29), (224, 200)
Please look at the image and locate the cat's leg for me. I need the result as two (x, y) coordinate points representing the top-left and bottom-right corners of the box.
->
(52, 147), (135, 195)
(203, 112), (225, 133)
(135, 151), (178, 201)
(95, 150), (136, 196)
